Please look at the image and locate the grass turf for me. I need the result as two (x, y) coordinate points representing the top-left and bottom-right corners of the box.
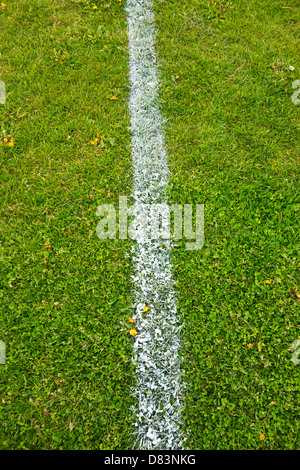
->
(0, 0), (136, 450)
(0, 0), (299, 450)
(154, 0), (300, 450)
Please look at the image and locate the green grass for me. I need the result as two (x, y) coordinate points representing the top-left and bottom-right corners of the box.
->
(0, 0), (135, 450)
(155, 0), (300, 450)
(0, 0), (299, 450)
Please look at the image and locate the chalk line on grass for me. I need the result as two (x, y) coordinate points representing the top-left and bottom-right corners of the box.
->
(125, 0), (185, 450)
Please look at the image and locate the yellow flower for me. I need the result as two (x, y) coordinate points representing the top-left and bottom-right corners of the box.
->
(3, 137), (8, 142)
(265, 279), (273, 284)
(143, 306), (149, 313)
(130, 329), (137, 336)
(1, 3), (6, 8)
(247, 343), (253, 349)
(128, 317), (135, 324)
(92, 5), (97, 9)
(8, 140), (14, 147)
(260, 433), (265, 441)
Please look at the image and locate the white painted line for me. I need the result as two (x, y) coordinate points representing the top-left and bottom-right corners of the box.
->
(125, 0), (185, 450)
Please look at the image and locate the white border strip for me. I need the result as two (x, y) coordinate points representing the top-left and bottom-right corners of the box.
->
(125, 0), (185, 450)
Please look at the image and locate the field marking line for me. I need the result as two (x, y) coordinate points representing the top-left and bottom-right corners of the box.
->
(125, 0), (186, 450)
